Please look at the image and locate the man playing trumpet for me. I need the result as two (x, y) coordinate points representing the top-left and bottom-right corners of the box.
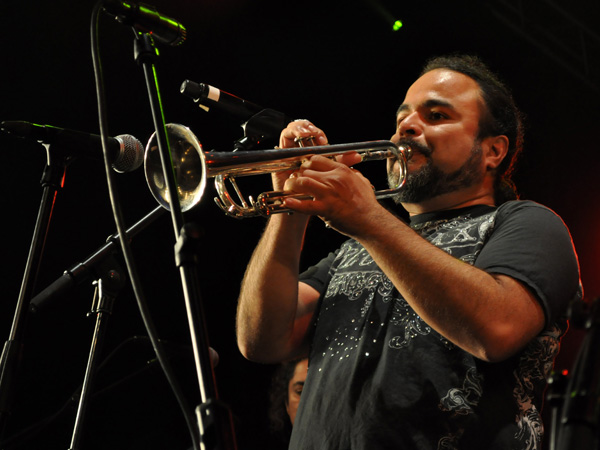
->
(236, 54), (581, 450)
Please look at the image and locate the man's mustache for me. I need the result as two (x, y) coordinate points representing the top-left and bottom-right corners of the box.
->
(397, 138), (432, 158)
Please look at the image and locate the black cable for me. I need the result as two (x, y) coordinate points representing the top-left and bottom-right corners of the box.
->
(89, 3), (200, 449)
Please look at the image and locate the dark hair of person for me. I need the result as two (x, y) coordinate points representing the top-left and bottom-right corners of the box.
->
(421, 54), (525, 204)
(267, 359), (300, 443)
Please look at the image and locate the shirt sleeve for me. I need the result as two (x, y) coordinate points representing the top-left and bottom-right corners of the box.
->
(474, 200), (582, 326)
(298, 250), (339, 294)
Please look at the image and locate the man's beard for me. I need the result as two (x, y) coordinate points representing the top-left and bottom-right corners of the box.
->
(388, 138), (484, 204)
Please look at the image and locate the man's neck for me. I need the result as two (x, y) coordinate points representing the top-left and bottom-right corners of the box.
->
(402, 190), (496, 216)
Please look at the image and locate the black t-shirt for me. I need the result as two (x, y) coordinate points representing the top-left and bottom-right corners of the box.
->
(291, 200), (581, 450)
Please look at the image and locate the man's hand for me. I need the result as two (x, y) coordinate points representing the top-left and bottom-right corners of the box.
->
(271, 119), (329, 191)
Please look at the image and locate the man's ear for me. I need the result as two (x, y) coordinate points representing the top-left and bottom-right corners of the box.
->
(482, 135), (509, 170)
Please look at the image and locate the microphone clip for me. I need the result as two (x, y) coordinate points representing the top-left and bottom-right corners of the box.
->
(236, 109), (291, 151)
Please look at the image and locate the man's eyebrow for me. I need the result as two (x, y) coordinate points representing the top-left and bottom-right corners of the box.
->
(424, 98), (454, 109)
(396, 99), (455, 116)
(396, 103), (410, 115)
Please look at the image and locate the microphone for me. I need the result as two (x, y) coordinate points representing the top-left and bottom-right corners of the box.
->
(1, 121), (144, 173)
(180, 80), (293, 150)
(102, 0), (186, 47)
(180, 80), (265, 122)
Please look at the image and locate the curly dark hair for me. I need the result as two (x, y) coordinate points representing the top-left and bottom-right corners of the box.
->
(421, 54), (526, 204)
(267, 359), (304, 444)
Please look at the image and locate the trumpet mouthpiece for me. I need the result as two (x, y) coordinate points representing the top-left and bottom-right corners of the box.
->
(401, 145), (412, 160)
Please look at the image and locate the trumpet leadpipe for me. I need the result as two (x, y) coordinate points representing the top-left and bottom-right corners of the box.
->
(203, 140), (404, 178)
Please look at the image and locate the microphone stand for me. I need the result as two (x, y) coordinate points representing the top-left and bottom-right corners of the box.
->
(555, 297), (600, 449)
(5, 206), (162, 450)
(134, 32), (236, 450)
(68, 257), (126, 450)
(29, 206), (165, 313)
(0, 143), (69, 440)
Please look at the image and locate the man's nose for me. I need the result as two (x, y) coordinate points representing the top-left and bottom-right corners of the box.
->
(397, 112), (423, 137)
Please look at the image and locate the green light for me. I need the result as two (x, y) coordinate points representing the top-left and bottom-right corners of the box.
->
(393, 20), (403, 31)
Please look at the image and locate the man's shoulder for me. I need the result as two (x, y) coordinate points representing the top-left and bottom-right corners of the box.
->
(496, 199), (565, 223)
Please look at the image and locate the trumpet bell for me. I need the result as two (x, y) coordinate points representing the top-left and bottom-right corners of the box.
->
(144, 123), (207, 212)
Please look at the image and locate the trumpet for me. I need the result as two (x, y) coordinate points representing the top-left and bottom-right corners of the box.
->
(144, 123), (411, 218)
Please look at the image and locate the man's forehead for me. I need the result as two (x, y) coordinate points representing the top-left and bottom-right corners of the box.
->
(399, 69), (482, 112)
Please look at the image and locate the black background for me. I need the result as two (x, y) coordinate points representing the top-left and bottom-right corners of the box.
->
(0, 0), (599, 449)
